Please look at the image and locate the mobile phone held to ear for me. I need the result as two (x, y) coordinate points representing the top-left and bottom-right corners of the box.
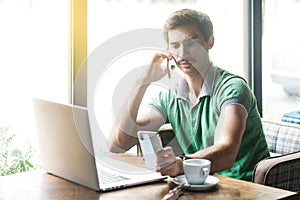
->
(137, 131), (163, 169)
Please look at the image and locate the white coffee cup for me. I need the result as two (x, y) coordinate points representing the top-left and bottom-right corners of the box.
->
(183, 159), (211, 185)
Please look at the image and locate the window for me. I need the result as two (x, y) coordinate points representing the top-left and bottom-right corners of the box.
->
(0, 0), (69, 166)
(262, 0), (300, 122)
(87, 0), (245, 152)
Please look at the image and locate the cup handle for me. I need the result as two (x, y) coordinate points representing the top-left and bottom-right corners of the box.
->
(202, 167), (209, 177)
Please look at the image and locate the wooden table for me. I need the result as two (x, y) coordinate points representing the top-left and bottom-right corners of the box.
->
(0, 169), (298, 200)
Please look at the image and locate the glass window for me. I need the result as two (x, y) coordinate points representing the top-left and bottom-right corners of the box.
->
(88, 0), (245, 151)
(262, 0), (300, 122)
(0, 0), (69, 166)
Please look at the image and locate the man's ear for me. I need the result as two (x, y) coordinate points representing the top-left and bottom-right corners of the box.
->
(208, 36), (214, 49)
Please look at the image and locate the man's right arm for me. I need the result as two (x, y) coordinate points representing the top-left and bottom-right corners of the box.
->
(108, 53), (169, 153)
(108, 80), (165, 153)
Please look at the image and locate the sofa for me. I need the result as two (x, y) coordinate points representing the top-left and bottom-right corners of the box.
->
(157, 120), (300, 196)
(253, 120), (300, 197)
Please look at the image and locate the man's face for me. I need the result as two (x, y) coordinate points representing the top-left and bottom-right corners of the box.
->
(168, 24), (212, 76)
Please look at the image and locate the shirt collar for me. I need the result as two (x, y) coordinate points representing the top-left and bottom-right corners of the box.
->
(177, 66), (216, 100)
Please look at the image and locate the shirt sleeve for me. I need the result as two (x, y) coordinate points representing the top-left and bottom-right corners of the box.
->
(221, 98), (248, 113)
(148, 91), (168, 120)
(216, 77), (255, 113)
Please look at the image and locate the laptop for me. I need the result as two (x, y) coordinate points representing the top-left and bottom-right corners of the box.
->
(32, 98), (167, 191)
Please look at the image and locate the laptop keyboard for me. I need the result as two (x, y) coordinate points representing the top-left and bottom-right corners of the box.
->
(100, 171), (130, 184)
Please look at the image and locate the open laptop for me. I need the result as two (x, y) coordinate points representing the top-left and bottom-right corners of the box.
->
(32, 98), (167, 191)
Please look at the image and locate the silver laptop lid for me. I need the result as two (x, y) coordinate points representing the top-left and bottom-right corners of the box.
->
(32, 98), (100, 190)
(32, 98), (167, 191)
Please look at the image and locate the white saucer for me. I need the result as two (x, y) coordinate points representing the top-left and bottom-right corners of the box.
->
(173, 175), (219, 191)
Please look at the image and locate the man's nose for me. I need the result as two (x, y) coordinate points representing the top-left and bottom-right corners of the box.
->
(178, 44), (189, 59)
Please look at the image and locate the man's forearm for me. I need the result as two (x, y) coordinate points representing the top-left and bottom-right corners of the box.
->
(108, 78), (150, 152)
(187, 144), (237, 173)
(108, 53), (169, 152)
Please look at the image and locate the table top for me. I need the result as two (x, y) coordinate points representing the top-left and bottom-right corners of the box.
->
(0, 169), (298, 200)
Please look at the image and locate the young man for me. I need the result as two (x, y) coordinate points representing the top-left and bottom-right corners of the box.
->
(109, 9), (269, 181)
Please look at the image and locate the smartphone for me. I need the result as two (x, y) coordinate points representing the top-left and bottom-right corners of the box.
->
(167, 58), (171, 79)
(137, 131), (163, 169)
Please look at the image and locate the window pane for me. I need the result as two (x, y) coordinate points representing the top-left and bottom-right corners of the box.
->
(262, 0), (300, 122)
(0, 0), (69, 164)
(88, 0), (244, 150)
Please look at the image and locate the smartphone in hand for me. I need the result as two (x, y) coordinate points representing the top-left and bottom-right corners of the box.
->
(137, 131), (163, 169)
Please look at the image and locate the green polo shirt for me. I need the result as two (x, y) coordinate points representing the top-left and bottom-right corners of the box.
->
(149, 66), (269, 181)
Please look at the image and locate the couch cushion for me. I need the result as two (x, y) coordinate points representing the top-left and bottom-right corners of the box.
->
(262, 121), (300, 154)
(253, 151), (300, 194)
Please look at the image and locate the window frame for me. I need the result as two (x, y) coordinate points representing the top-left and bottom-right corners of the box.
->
(70, 0), (87, 106)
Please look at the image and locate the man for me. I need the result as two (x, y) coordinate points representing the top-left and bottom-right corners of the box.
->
(109, 9), (269, 181)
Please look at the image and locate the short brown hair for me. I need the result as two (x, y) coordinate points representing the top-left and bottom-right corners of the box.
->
(164, 9), (213, 43)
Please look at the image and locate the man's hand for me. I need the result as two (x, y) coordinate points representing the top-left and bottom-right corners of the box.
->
(142, 53), (172, 84)
(156, 147), (183, 177)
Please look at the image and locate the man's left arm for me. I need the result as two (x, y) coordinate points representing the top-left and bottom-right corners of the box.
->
(156, 103), (247, 176)
(189, 103), (248, 173)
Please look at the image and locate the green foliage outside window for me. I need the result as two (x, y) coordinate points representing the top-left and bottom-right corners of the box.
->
(0, 126), (40, 176)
